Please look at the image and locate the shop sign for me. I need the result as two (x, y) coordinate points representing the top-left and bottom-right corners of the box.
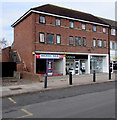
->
(66, 56), (75, 59)
(36, 54), (64, 59)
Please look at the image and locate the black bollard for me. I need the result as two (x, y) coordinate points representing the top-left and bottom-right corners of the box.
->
(44, 73), (47, 88)
(109, 68), (111, 80)
(69, 72), (72, 85)
(93, 70), (96, 82)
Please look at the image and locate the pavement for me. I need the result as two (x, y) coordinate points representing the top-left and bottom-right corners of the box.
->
(0, 73), (116, 98)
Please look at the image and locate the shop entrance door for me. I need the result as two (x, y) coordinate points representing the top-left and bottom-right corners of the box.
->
(75, 60), (80, 75)
(47, 60), (54, 76)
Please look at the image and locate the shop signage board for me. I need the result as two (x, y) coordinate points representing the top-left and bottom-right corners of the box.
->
(36, 54), (64, 59)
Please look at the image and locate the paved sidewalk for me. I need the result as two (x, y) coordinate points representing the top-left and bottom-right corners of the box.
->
(0, 73), (116, 98)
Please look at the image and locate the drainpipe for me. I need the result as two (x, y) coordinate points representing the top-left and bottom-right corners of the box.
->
(108, 25), (111, 75)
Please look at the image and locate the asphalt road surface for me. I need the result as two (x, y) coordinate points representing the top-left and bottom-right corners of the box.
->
(2, 81), (116, 119)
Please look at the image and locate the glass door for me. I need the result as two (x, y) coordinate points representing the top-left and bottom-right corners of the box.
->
(47, 60), (54, 76)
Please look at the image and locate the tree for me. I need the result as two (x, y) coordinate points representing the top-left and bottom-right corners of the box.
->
(0, 38), (8, 50)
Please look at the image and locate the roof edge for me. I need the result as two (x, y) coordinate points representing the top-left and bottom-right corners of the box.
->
(11, 9), (109, 27)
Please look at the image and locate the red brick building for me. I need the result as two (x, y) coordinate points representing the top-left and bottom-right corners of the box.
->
(11, 4), (110, 76)
(100, 18), (117, 72)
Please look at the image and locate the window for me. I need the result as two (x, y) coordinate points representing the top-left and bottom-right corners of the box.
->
(82, 24), (86, 30)
(69, 36), (74, 45)
(92, 38), (96, 47)
(75, 37), (81, 46)
(82, 37), (86, 46)
(111, 29), (116, 36)
(102, 27), (106, 33)
(40, 16), (46, 24)
(69, 21), (74, 28)
(112, 42), (115, 49)
(39, 33), (45, 43)
(110, 41), (112, 49)
(98, 40), (102, 48)
(93, 25), (97, 32)
(56, 34), (61, 44)
(55, 19), (61, 26)
(110, 41), (117, 50)
(46, 33), (54, 44)
(103, 40), (107, 48)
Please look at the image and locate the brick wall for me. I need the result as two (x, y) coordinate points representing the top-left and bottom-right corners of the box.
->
(2, 47), (11, 62)
(13, 13), (35, 72)
(35, 14), (109, 54)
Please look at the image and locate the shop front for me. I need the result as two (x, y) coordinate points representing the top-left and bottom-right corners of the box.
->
(66, 55), (88, 75)
(90, 56), (107, 73)
(36, 54), (64, 76)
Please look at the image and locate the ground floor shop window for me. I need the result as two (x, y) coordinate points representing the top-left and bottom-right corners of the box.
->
(90, 56), (103, 73)
(36, 54), (64, 76)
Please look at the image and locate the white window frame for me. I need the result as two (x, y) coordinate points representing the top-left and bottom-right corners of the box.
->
(39, 33), (45, 43)
(40, 16), (46, 24)
(56, 34), (61, 44)
(82, 24), (86, 30)
(56, 19), (61, 26)
(92, 38), (96, 47)
(111, 29), (116, 36)
(93, 25), (97, 32)
(102, 27), (106, 33)
(69, 21), (74, 28)
(98, 39), (102, 48)
(103, 40), (107, 48)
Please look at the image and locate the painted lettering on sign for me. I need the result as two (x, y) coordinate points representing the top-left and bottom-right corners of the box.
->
(36, 54), (64, 59)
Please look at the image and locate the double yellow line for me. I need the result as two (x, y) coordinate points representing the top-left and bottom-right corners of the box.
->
(7, 97), (33, 119)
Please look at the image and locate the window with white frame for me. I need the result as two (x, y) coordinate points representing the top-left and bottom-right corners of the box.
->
(112, 41), (115, 49)
(98, 39), (102, 47)
(82, 24), (86, 30)
(102, 27), (106, 33)
(75, 37), (81, 46)
(110, 41), (113, 49)
(69, 21), (74, 28)
(40, 16), (46, 24)
(69, 36), (74, 45)
(92, 25), (97, 32)
(103, 40), (107, 48)
(39, 32), (45, 43)
(82, 37), (86, 46)
(92, 38), (96, 47)
(55, 19), (61, 26)
(56, 34), (61, 44)
(111, 29), (116, 36)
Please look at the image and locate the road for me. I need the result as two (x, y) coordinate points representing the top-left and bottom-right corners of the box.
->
(2, 81), (116, 119)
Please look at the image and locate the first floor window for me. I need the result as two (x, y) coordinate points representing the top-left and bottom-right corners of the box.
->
(93, 25), (97, 32)
(40, 16), (46, 24)
(102, 27), (106, 33)
(56, 19), (61, 26)
(92, 38), (96, 47)
(39, 33), (45, 43)
(82, 24), (86, 30)
(103, 40), (107, 48)
(56, 34), (61, 44)
(111, 29), (116, 36)
(69, 21), (74, 28)
(82, 37), (86, 46)
(98, 39), (102, 48)
(69, 36), (74, 45)
(76, 37), (81, 46)
(47, 33), (54, 44)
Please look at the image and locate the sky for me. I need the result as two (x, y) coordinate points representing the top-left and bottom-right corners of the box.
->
(1, 0), (117, 46)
